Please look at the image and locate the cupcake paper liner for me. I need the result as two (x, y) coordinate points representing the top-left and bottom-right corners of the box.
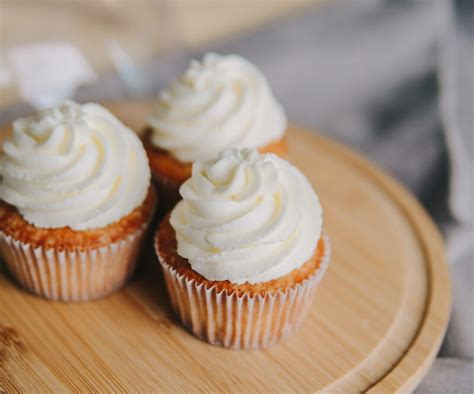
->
(0, 224), (148, 302)
(0, 191), (157, 302)
(156, 234), (331, 350)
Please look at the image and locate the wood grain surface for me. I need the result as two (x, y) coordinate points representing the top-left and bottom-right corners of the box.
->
(0, 102), (451, 392)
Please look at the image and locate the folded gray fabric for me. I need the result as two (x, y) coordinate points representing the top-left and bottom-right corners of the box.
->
(417, 358), (474, 393)
(438, 0), (474, 362)
(441, 0), (474, 225)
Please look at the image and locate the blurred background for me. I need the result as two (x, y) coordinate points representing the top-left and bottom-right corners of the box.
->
(0, 0), (472, 391)
(0, 0), (315, 107)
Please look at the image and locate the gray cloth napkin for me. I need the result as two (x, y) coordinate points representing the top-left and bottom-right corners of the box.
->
(0, 0), (472, 391)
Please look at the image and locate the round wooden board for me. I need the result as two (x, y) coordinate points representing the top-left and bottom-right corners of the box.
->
(0, 101), (451, 392)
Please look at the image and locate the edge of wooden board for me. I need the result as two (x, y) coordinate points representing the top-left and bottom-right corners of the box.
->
(292, 128), (452, 392)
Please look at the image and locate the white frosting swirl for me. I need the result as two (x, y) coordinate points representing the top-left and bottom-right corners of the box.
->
(0, 101), (151, 230)
(148, 53), (287, 163)
(170, 149), (322, 284)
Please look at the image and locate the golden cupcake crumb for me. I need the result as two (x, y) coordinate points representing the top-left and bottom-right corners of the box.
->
(143, 128), (289, 187)
(0, 187), (156, 251)
(156, 213), (324, 297)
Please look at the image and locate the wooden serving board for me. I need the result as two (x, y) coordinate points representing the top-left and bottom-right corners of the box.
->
(0, 102), (451, 392)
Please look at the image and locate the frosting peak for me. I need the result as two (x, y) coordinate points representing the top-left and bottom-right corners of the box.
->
(0, 101), (151, 230)
(170, 148), (322, 284)
(148, 53), (287, 163)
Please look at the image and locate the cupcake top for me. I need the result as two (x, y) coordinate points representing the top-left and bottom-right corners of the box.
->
(0, 101), (151, 230)
(170, 148), (322, 284)
(148, 53), (287, 163)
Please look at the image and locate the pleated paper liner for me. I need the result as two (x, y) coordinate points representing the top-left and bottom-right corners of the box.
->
(0, 192), (157, 303)
(156, 233), (331, 350)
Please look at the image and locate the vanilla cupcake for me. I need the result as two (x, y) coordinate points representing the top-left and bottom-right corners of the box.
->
(155, 148), (330, 349)
(0, 101), (156, 302)
(144, 53), (288, 211)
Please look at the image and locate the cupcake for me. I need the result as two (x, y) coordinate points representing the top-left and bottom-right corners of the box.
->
(155, 148), (330, 349)
(0, 101), (156, 302)
(144, 53), (288, 211)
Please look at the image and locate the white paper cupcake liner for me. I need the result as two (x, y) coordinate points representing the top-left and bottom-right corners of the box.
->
(156, 233), (331, 350)
(0, 190), (156, 302)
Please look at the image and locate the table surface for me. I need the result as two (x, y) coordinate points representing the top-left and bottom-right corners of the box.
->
(0, 102), (451, 392)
